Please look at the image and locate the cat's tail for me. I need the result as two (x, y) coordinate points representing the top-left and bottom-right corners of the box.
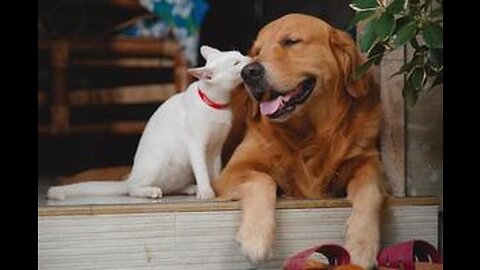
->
(47, 181), (128, 200)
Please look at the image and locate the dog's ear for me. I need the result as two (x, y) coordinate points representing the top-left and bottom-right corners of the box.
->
(329, 28), (373, 98)
(187, 66), (213, 80)
(200, 45), (221, 60)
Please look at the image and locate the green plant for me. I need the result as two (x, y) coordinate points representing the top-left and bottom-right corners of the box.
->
(349, 0), (443, 105)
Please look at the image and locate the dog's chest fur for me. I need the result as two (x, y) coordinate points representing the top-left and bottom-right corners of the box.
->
(249, 122), (365, 199)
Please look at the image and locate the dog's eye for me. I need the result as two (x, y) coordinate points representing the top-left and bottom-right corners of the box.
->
(281, 38), (302, 47)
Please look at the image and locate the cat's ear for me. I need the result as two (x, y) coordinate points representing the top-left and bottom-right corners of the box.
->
(187, 67), (213, 80)
(200, 45), (221, 60)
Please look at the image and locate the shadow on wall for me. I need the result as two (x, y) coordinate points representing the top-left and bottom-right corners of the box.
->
(198, 0), (354, 64)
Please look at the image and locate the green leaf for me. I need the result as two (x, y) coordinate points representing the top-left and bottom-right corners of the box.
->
(375, 12), (395, 40)
(354, 57), (376, 80)
(430, 6), (443, 18)
(425, 63), (442, 77)
(394, 16), (413, 32)
(348, 10), (376, 30)
(360, 17), (378, 53)
(409, 67), (426, 90)
(407, 0), (422, 15)
(350, 0), (379, 10)
(422, 22), (443, 48)
(403, 79), (420, 106)
(393, 21), (417, 47)
(368, 42), (386, 64)
(409, 37), (420, 49)
(411, 52), (426, 67)
(428, 48), (443, 67)
(422, 0), (433, 11)
(386, 0), (406, 15)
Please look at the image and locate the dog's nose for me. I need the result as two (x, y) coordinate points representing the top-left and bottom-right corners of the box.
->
(241, 62), (265, 83)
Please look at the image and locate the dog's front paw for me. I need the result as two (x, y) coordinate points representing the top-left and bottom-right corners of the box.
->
(196, 186), (215, 200)
(47, 186), (66, 200)
(236, 220), (274, 263)
(346, 241), (378, 269)
(345, 216), (380, 269)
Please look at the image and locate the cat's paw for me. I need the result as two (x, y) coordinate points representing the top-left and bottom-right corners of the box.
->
(129, 186), (163, 199)
(196, 186), (215, 200)
(47, 186), (66, 200)
(145, 187), (163, 198)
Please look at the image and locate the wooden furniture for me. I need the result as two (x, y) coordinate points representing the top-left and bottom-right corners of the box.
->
(38, 37), (189, 135)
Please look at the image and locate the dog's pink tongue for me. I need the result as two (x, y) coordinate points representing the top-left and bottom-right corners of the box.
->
(260, 97), (283, 116)
(259, 92), (295, 116)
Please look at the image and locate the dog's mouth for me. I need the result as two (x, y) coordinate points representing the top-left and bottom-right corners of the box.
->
(259, 76), (316, 119)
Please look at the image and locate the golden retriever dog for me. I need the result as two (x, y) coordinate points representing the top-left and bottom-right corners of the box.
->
(213, 14), (385, 268)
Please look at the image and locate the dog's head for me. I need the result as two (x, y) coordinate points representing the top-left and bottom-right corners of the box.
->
(242, 14), (374, 122)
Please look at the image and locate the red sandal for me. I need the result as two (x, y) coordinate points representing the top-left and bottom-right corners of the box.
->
(284, 244), (363, 270)
(377, 240), (443, 270)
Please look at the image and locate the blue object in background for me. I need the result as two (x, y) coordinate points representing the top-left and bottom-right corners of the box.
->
(122, 0), (210, 66)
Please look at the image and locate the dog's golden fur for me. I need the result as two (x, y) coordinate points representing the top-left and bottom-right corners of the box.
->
(54, 14), (385, 268)
(213, 14), (386, 267)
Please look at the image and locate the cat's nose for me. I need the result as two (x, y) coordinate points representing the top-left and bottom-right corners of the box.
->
(241, 62), (265, 84)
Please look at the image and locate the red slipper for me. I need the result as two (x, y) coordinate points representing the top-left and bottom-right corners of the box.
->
(284, 244), (363, 270)
(377, 240), (443, 270)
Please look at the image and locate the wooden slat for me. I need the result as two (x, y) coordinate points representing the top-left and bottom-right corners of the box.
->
(38, 205), (92, 216)
(38, 121), (146, 135)
(38, 38), (180, 56)
(106, 0), (144, 9)
(38, 196), (440, 216)
(173, 53), (190, 92)
(72, 58), (174, 68)
(50, 41), (70, 134)
(69, 84), (176, 106)
(69, 121), (146, 135)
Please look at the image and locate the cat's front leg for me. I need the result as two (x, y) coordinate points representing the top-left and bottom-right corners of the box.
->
(188, 143), (215, 200)
(213, 154), (222, 179)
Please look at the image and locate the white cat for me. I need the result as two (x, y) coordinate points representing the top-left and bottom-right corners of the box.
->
(48, 46), (251, 200)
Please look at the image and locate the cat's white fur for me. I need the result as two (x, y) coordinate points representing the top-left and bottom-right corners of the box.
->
(47, 46), (251, 200)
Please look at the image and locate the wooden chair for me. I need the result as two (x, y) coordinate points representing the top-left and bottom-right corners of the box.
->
(38, 37), (189, 135)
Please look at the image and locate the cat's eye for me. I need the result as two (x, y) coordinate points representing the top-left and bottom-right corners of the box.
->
(234, 61), (240, 66)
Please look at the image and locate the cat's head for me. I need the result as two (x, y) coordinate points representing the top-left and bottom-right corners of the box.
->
(188, 46), (251, 91)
